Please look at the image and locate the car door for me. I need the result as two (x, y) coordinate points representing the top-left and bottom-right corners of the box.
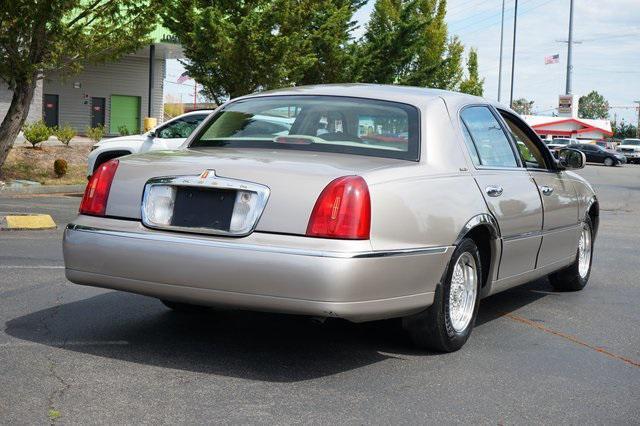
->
(498, 110), (580, 269)
(141, 114), (209, 152)
(459, 106), (543, 279)
(579, 144), (598, 163)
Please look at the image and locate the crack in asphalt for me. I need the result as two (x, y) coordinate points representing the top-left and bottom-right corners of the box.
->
(503, 312), (640, 368)
(38, 284), (71, 425)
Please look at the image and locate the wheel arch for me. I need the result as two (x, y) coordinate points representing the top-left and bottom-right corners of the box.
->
(454, 214), (501, 295)
(585, 197), (599, 239)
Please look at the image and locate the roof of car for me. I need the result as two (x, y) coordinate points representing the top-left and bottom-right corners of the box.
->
(242, 83), (493, 109)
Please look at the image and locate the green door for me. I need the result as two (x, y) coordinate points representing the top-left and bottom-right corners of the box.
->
(110, 95), (141, 135)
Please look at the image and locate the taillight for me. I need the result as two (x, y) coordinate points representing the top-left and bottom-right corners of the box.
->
(79, 160), (119, 216)
(306, 176), (371, 240)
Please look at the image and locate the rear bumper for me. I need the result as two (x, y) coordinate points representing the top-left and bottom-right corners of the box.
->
(63, 217), (453, 322)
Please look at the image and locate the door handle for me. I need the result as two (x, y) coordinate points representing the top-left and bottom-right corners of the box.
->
(485, 185), (503, 197)
(540, 185), (554, 196)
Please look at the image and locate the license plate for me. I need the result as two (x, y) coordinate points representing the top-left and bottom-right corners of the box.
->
(171, 187), (236, 230)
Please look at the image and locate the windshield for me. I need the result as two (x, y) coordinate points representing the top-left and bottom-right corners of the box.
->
(189, 96), (420, 161)
(622, 139), (640, 146)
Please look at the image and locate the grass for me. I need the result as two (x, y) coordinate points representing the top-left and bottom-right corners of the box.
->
(1, 144), (90, 185)
(48, 409), (61, 422)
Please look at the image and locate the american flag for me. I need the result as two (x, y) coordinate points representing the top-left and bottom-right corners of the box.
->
(177, 71), (191, 84)
(544, 54), (560, 65)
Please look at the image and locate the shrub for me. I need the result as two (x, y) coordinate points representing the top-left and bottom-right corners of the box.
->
(53, 158), (68, 177)
(117, 124), (130, 136)
(22, 120), (52, 148)
(53, 124), (76, 146)
(86, 124), (105, 143)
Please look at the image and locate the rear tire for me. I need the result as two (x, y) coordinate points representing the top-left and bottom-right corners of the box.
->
(160, 299), (210, 313)
(402, 238), (482, 352)
(548, 216), (594, 291)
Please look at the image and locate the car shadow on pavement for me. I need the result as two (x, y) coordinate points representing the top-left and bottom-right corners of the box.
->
(5, 278), (553, 382)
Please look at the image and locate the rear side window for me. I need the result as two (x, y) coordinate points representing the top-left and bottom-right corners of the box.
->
(190, 96), (420, 161)
(460, 106), (518, 168)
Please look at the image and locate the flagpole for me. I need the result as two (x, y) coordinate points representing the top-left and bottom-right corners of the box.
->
(497, 0), (506, 102)
(193, 81), (197, 110)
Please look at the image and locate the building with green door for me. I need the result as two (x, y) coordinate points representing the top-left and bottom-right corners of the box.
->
(0, 26), (184, 137)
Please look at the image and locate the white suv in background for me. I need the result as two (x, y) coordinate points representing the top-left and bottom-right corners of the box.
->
(87, 110), (213, 177)
(616, 138), (640, 164)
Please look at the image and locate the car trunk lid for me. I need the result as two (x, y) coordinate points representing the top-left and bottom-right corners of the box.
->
(105, 148), (407, 236)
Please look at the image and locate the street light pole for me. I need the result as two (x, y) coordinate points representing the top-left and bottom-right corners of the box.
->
(635, 101), (640, 138)
(497, 0), (506, 102)
(509, 0), (518, 107)
(565, 0), (575, 94)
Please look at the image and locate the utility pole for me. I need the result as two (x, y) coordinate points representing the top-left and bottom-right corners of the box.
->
(565, 0), (575, 94)
(509, 0), (518, 107)
(635, 101), (640, 138)
(497, 0), (506, 102)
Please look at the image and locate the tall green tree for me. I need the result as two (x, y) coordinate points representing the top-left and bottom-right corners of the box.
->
(578, 90), (609, 119)
(163, 0), (363, 104)
(459, 48), (484, 96)
(612, 120), (637, 139)
(512, 98), (534, 115)
(0, 0), (159, 170)
(355, 0), (467, 90)
(298, 0), (366, 85)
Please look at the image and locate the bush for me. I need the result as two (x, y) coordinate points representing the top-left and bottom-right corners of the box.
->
(53, 158), (68, 177)
(86, 124), (105, 143)
(53, 124), (76, 146)
(117, 124), (130, 136)
(22, 120), (52, 148)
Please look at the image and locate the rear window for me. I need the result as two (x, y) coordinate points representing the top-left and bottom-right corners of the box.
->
(189, 96), (420, 161)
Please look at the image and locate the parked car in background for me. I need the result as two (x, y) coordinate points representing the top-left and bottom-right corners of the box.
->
(87, 110), (214, 177)
(595, 140), (616, 150)
(571, 143), (626, 166)
(616, 138), (640, 164)
(65, 85), (598, 352)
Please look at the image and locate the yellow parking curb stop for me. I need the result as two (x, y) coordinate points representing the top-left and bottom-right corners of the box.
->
(2, 214), (56, 230)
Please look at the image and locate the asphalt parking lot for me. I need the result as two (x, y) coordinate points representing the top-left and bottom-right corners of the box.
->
(1, 164), (639, 424)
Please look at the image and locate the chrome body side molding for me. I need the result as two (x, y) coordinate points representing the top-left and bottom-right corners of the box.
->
(66, 224), (449, 259)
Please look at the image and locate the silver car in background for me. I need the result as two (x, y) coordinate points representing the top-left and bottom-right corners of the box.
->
(63, 84), (598, 352)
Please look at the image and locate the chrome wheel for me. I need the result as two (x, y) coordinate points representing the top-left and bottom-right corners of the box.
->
(448, 252), (478, 333)
(578, 222), (592, 279)
(604, 157), (614, 166)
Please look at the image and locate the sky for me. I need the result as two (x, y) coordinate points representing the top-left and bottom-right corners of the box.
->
(165, 0), (640, 123)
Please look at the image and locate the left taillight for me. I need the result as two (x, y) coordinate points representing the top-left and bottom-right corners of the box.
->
(79, 159), (119, 216)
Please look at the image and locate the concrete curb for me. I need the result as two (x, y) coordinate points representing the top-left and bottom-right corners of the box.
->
(0, 184), (86, 195)
(0, 214), (57, 230)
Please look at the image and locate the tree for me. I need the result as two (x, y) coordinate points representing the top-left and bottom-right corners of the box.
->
(0, 0), (159, 169)
(355, 0), (465, 90)
(459, 48), (484, 96)
(612, 119), (637, 139)
(578, 90), (609, 119)
(163, 0), (363, 104)
(512, 98), (534, 115)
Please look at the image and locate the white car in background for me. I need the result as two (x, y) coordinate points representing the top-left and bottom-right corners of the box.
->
(87, 110), (213, 177)
(616, 138), (640, 164)
(87, 110), (297, 177)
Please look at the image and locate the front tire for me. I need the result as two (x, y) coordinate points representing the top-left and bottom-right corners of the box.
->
(604, 157), (614, 167)
(548, 216), (594, 291)
(403, 238), (482, 352)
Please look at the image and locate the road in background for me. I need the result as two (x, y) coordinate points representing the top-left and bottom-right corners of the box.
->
(1, 165), (639, 424)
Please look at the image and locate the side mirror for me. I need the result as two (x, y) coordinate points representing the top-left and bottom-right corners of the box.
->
(558, 148), (585, 170)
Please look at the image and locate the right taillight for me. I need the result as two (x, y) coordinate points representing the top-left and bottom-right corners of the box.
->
(79, 159), (119, 216)
(306, 176), (371, 240)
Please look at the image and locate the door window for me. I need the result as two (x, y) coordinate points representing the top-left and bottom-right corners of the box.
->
(460, 106), (518, 168)
(157, 114), (208, 139)
(500, 113), (549, 169)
